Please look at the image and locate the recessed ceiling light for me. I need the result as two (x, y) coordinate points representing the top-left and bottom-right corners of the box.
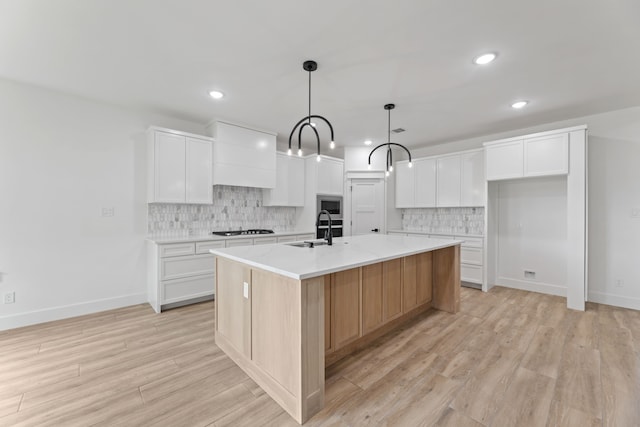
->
(474, 53), (497, 65)
(209, 90), (224, 99)
(511, 100), (529, 109)
(364, 140), (372, 146)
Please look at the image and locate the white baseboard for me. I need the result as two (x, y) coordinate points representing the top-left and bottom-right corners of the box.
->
(496, 277), (567, 297)
(588, 291), (640, 311)
(0, 293), (148, 331)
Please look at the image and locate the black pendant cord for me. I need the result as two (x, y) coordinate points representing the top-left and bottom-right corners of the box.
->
(367, 103), (412, 171)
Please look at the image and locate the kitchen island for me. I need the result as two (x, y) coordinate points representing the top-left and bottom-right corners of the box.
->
(210, 234), (461, 424)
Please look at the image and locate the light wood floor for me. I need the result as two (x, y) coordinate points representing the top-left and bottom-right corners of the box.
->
(1, 287), (639, 426)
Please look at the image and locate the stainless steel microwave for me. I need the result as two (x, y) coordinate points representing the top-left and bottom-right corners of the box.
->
(317, 195), (343, 218)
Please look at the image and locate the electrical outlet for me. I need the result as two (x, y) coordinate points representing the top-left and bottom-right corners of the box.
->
(243, 282), (249, 299)
(101, 207), (115, 217)
(615, 279), (624, 288)
(4, 291), (15, 304)
(524, 270), (536, 279)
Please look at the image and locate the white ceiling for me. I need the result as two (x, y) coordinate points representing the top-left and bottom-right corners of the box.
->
(2, 0), (640, 152)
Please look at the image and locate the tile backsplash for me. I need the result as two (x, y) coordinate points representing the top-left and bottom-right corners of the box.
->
(402, 207), (484, 235)
(148, 186), (297, 238)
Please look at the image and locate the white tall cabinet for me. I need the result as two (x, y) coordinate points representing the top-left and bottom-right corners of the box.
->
(147, 127), (213, 204)
(484, 125), (587, 311)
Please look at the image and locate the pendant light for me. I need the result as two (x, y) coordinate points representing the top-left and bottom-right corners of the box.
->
(288, 60), (335, 162)
(367, 104), (412, 175)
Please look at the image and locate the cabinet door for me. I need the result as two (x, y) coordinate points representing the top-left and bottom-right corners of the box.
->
(154, 131), (186, 202)
(460, 150), (485, 206)
(414, 158), (436, 207)
(395, 161), (415, 208)
(383, 258), (402, 321)
(362, 263), (383, 334)
(416, 252), (433, 305)
(186, 137), (212, 204)
(317, 158), (344, 195)
(263, 153), (288, 206)
(485, 140), (524, 181)
(288, 155), (305, 206)
(524, 133), (569, 177)
(331, 268), (361, 350)
(437, 154), (461, 207)
(403, 255), (418, 312)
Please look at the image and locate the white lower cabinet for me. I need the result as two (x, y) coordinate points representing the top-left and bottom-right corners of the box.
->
(148, 233), (317, 312)
(148, 240), (223, 313)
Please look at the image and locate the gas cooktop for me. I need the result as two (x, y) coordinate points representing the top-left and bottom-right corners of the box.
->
(211, 229), (275, 237)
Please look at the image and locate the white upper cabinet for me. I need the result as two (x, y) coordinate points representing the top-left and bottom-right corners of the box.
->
(186, 137), (213, 204)
(485, 140), (524, 181)
(460, 150), (485, 206)
(148, 128), (213, 204)
(209, 120), (276, 189)
(263, 153), (305, 206)
(414, 158), (436, 208)
(316, 156), (344, 195)
(485, 131), (570, 181)
(436, 154), (461, 207)
(524, 133), (569, 177)
(395, 160), (415, 208)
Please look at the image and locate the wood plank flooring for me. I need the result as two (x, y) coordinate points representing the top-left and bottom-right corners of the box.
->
(1, 287), (639, 426)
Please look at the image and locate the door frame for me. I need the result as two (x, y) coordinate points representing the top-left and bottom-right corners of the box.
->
(344, 171), (387, 237)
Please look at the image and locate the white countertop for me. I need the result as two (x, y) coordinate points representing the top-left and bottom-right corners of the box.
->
(387, 229), (484, 239)
(210, 234), (463, 280)
(147, 230), (315, 244)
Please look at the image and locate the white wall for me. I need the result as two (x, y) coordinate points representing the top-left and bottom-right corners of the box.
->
(495, 176), (568, 296)
(0, 78), (205, 330)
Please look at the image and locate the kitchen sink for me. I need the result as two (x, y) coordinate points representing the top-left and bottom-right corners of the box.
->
(286, 240), (328, 248)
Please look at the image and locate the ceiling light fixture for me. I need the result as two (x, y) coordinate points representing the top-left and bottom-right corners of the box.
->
(288, 60), (335, 159)
(364, 140), (372, 146)
(367, 104), (412, 174)
(474, 53), (497, 65)
(511, 100), (528, 109)
(209, 90), (224, 99)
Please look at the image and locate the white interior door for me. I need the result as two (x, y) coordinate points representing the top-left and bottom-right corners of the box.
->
(351, 179), (385, 235)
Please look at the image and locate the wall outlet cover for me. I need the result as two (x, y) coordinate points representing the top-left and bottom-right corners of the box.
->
(4, 291), (15, 304)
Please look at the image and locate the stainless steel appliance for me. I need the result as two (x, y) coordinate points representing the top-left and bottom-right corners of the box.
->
(317, 195), (342, 218)
(316, 196), (343, 239)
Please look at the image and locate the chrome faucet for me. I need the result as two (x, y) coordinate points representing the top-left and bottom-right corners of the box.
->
(316, 210), (333, 246)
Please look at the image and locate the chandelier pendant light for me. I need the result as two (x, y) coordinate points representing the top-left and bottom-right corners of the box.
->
(288, 60), (335, 161)
(368, 104), (412, 176)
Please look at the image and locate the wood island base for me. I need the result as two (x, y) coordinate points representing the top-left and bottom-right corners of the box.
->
(215, 244), (460, 424)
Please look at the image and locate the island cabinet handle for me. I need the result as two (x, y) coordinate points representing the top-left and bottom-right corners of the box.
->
(371, 228), (379, 233)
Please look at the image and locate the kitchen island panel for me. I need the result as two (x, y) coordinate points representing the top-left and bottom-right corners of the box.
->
(433, 245), (461, 313)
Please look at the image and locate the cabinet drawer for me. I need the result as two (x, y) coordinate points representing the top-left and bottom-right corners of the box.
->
(160, 254), (215, 281)
(295, 233), (315, 241)
(225, 238), (254, 248)
(253, 237), (277, 245)
(277, 235), (297, 243)
(429, 235), (455, 240)
(159, 242), (195, 258)
(461, 247), (483, 265)
(461, 264), (483, 284)
(162, 274), (215, 304)
(459, 237), (483, 248)
(195, 240), (226, 254)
